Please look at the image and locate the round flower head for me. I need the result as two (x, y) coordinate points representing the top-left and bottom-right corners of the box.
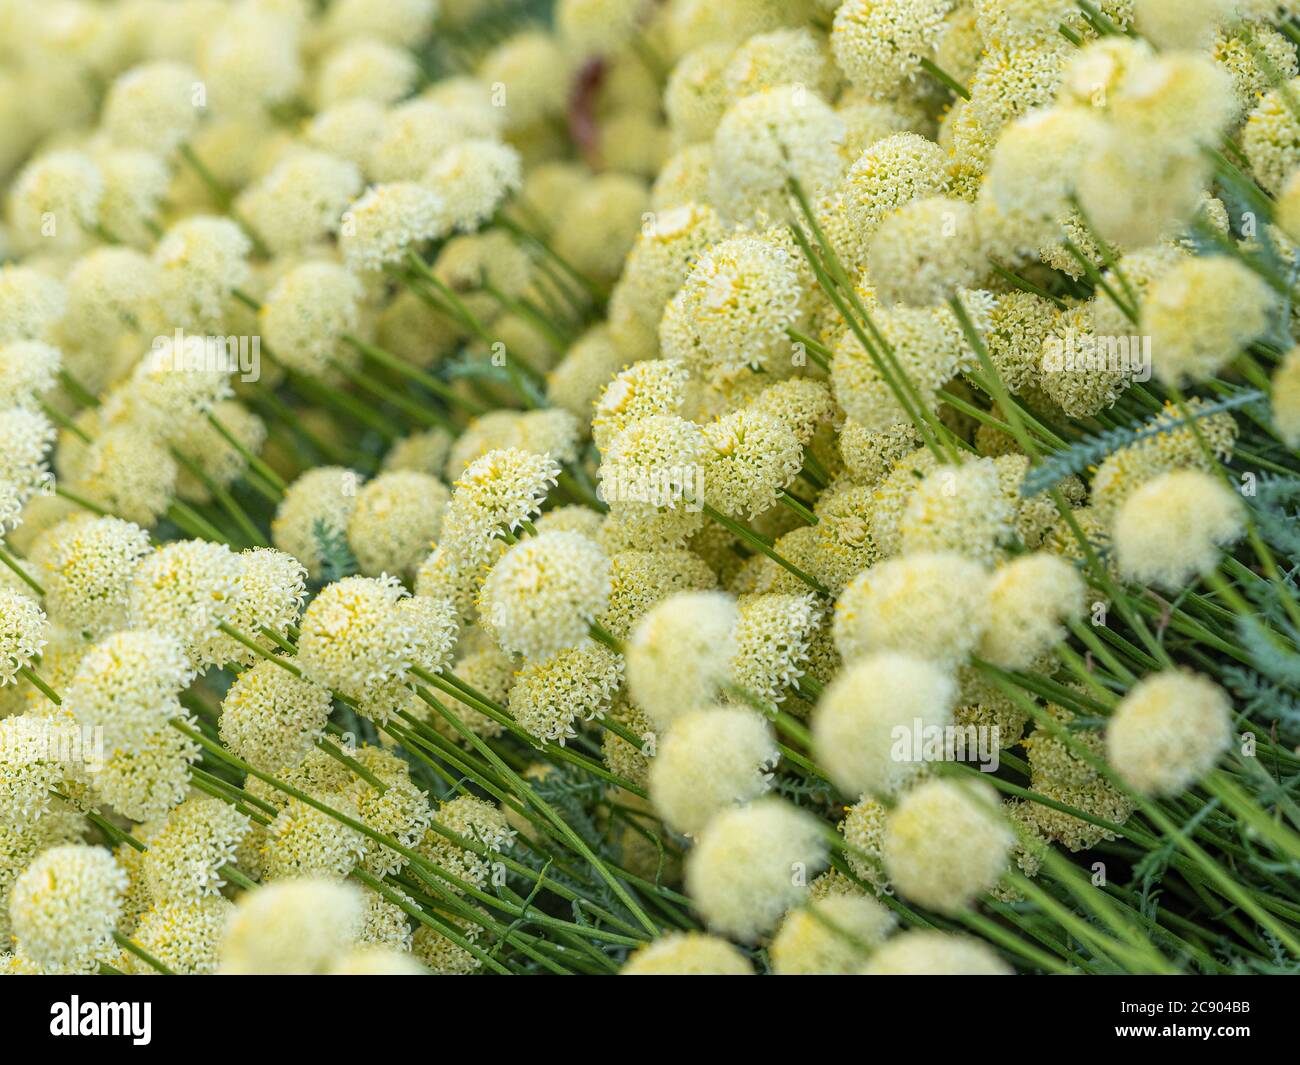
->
(103, 61), (202, 154)
(130, 896), (233, 975)
(869, 196), (983, 307)
(422, 139), (522, 233)
(260, 261), (364, 380)
(410, 917), (483, 975)
(306, 99), (386, 166)
(814, 651), (955, 798)
(142, 796), (250, 903)
(111, 338), (235, 441)
(478, 30), (573, 130)
(770, 894), (896, 975)
(552, 173), (649, 283)
(665, 43), (737, 145)
(650, 706), (778, 835)
(0, 795), (88, 932)
(637, 135), (713, 201)
(450, 447), (560, 538)
(92, 147), (170, 250)
(315, 38), (418, 107)
(612, 202), (726, 348)
(271, 466), (362, 580)
(831, 0), (948, 99)
(979, 553), (1085, 670)
(837, 795), (891, 892)
(197, 3), (302, 115)
(0, 265), (65, 346)
(64, 421), (176, 527)
(219, 659), (332, 773)
(883, 778), (1013, 914)
(599, 423), (709, 549)
(977, 290), (1059, 397)
(480, 531), (612, 660)
(366, 97), (478, 180)
(709, 85), (845, 224)
(1023, 703), (1134, 852)
(1271, 346), (1300, 449)
(0, 589), (46, 687)
(685, 797), (828, 942)
(384, 428), (455, 478)
(193, 547), (306, 668)
(592, 359), (692, 451)
(837, 419), (921, 486)
(898, 459), (1015, 566)
(746, 378), (837, 448)
(355, 886), (415, 952)
(347, 471), (451, 578)
(0, 713), (80, 826)
(91, 716), (200, 822)
(7, 149), (103, 251)
(600, 699), (657, 789)
(219, 878), (363, 974)
(508, 639), (623, 745)
(547, 326), (626, 418)
(296, 575), (414, 705)
(1107, 670), (1232, 796)
(967, 36), (1072, 138)
(861, 929), (1011, 975)
(1076, 135), (1212, 252)
(262, 795), (367, 881)
(842, 132), (948, 246)
(413, 535), (498, 622)
(64, 629), (192, 753)
(153, 216), (252, 332)
(236, 151), (363, 255)
(729, 592), (822, 706)
(0, 406), (55, 531)
(512, 364), (591, 437)
(356, 592), (458, 724)
(1142, 257), (1276, 385)
(831, 294), (992, 431)
(834, 553), (989, 669)
(341, 745), (434, 877)
(981, 106), (1107, 261)
(434, 229), (534, 325)
(673, 235), (803, 377)
(1036, 302), (1136, 419)
(1113, 469), (1243, 591)
(421, 795), (516, 894)
(621, 932), (755, 975)
(9, 844), (126, 966)
(172, 399), (267, 505)
(444, 410), (578, 478)
(127, 539), (242, 669)
(702, 409), (804, 520)
(340, 182), (447, 273)
(723, 27), (838, 104)
(599, 549), (717, 639)
(626, 591), (738, 729)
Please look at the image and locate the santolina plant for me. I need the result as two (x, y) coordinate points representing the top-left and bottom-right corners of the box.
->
(0, 0), (1297, 979)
